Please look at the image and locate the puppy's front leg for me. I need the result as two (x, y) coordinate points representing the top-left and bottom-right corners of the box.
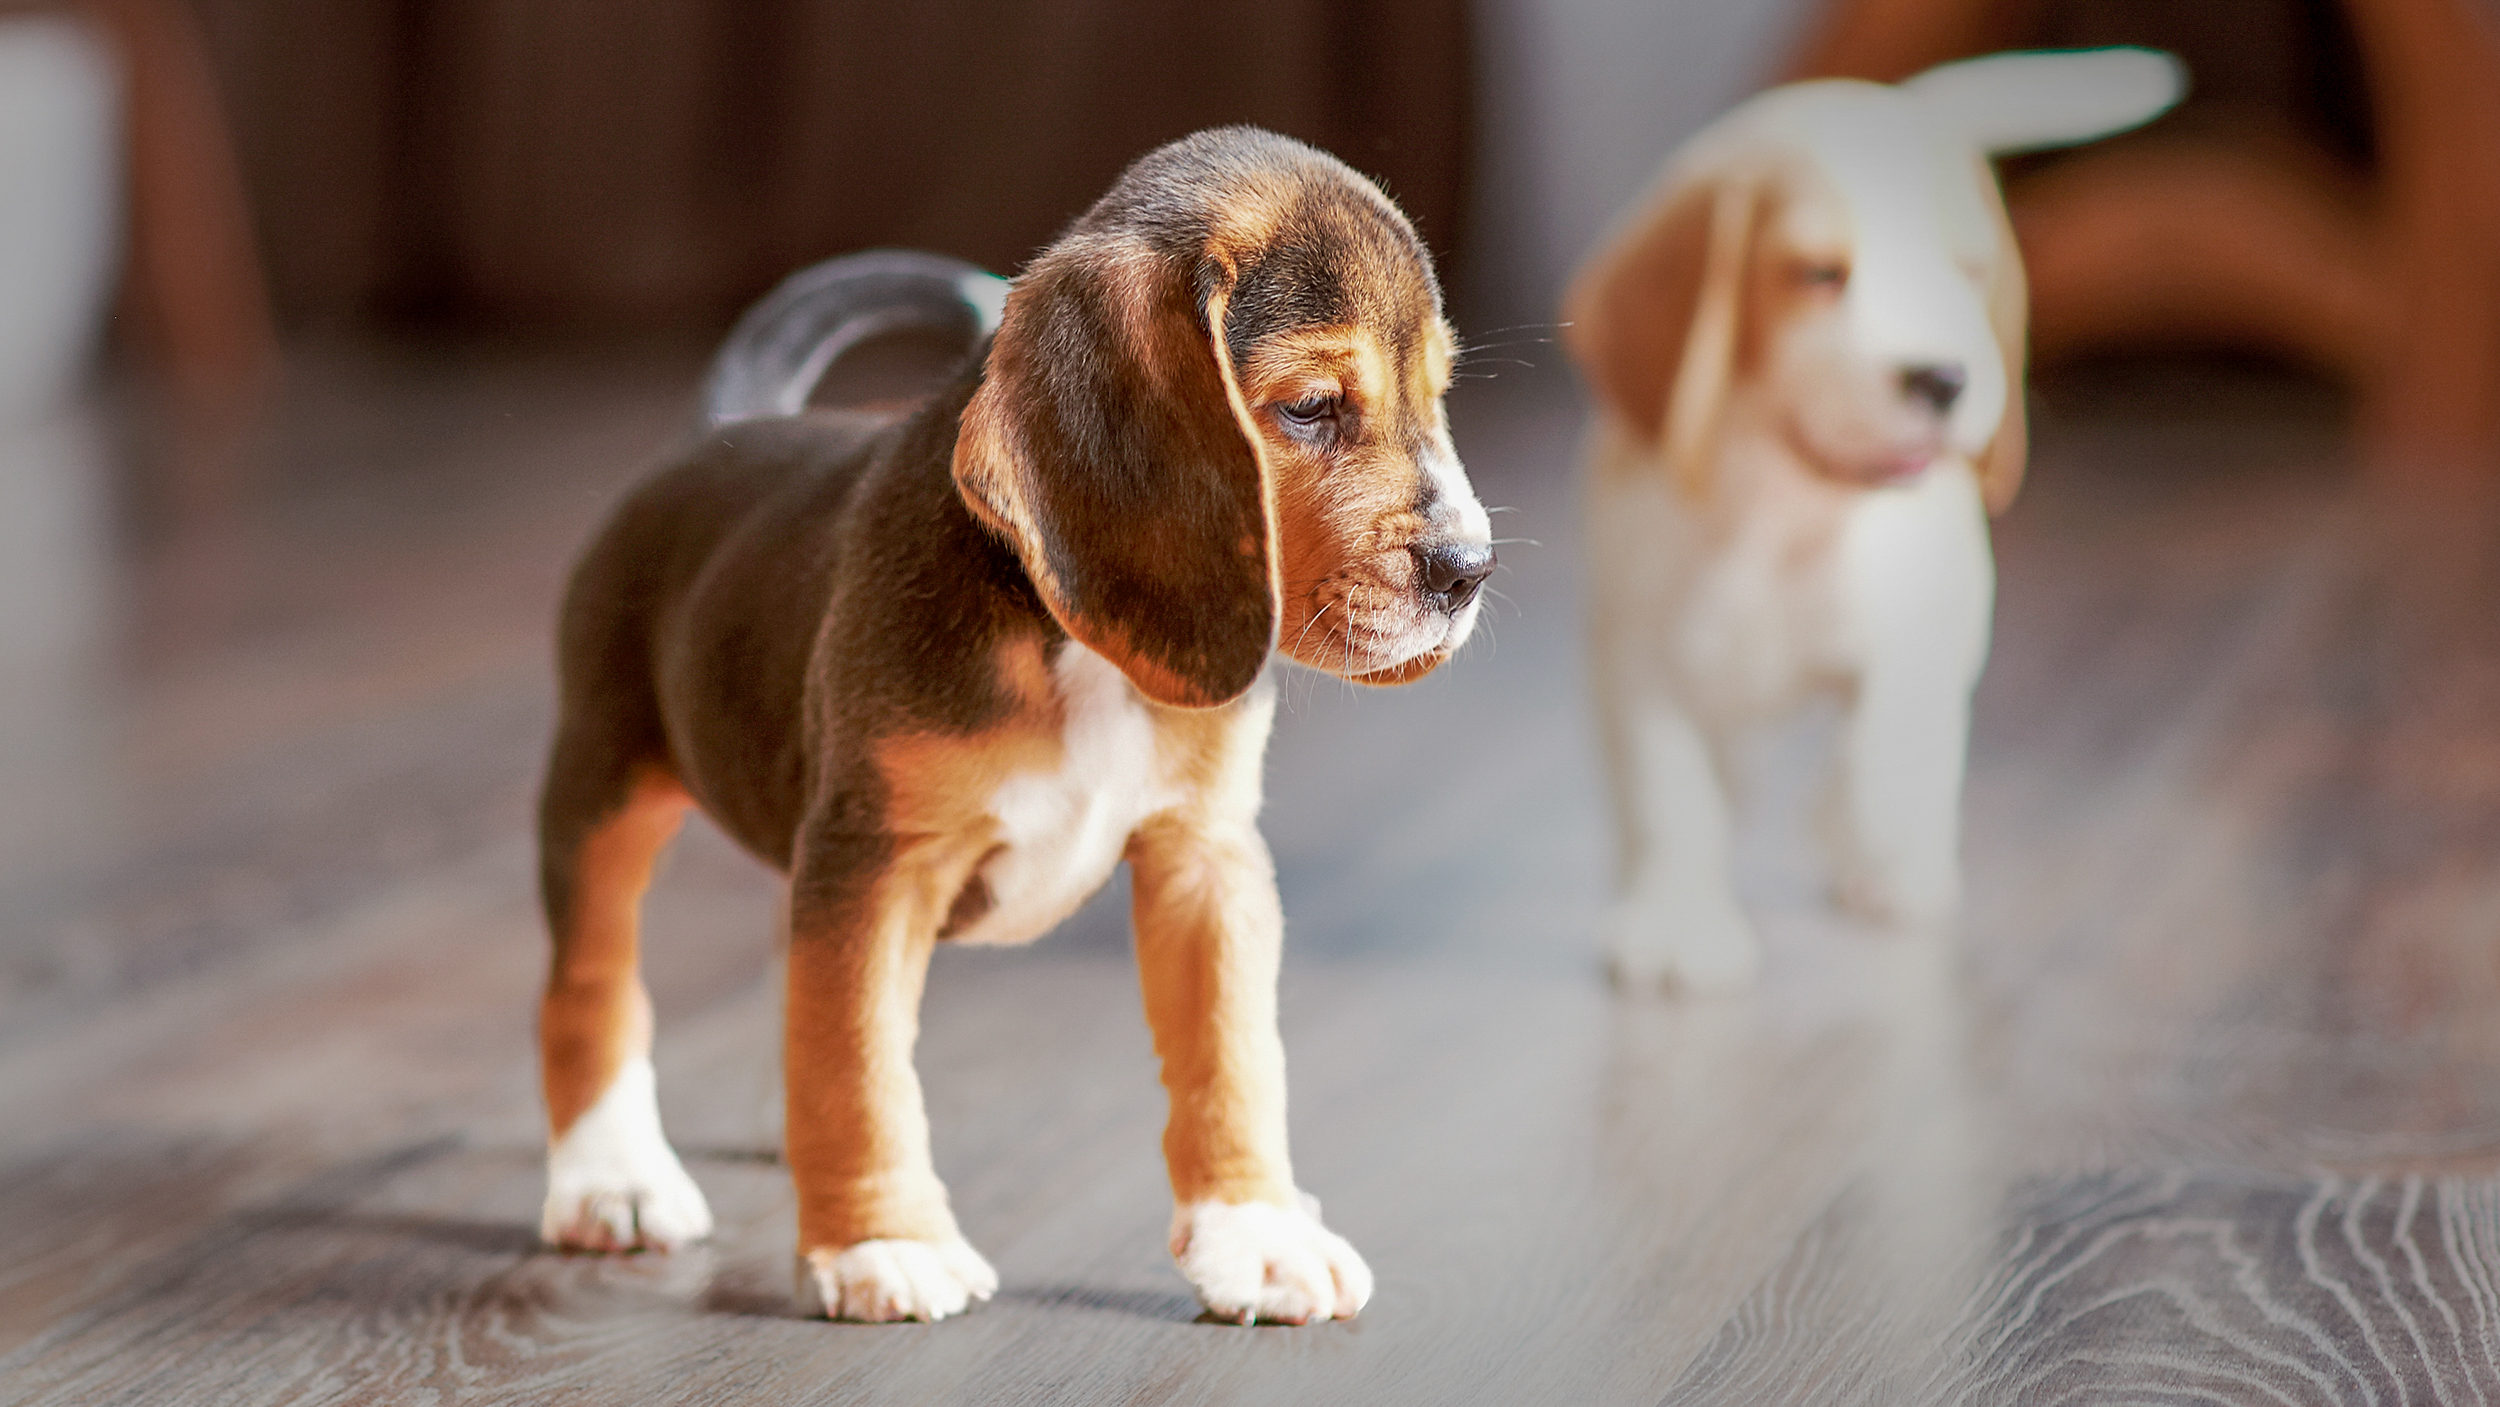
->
(1602, 697), (1761, 992)
(1129, 816), (1372, 1325)
(784, 834), (996, 1322)
(1826, 674), (1971, 931)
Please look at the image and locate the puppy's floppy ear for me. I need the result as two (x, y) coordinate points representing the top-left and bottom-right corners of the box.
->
(954, 240), (1278, 709)
(1976, 171), (2029, 514)
(1564, 172), (1759, 499)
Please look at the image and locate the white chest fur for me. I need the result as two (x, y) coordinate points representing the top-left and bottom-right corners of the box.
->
(939, 643), (1239, 947)
(1589, 425), (1993, 726)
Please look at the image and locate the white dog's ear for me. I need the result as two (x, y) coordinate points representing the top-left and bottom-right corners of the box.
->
(1977, 170), (2029, 514)
(1564, 174), (1758, 499)
(1906, 47), (2186, 156)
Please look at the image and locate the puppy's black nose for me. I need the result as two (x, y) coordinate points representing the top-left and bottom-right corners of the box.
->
(1901, 363), (1966, 413)
(1414, 541), (1495, 613)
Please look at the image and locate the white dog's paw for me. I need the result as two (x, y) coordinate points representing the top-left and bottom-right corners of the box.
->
(540, 1058), (714, 1252)
(1604, 891), (1762, 994)
(1830, 855), (1959, 932)
(799, 1237), (998, 1322)
(1171, 1195), (1372, 1325)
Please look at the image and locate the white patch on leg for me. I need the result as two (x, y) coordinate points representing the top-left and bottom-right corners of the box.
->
(1170, 1195), (1373, 1325)
(799, 1238), (998, 1322)
(541, 1055), (714, 1252)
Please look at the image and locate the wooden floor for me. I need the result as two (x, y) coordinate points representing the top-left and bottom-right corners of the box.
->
(3, 344), (2498, 1404)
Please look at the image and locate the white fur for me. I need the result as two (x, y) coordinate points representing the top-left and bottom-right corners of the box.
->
(801, 1237), (999, 1323)
(1171, 1195), (1372, 1325)
(1589, 69), (2046, 990)
(1905, 47), (2186, 157)
(1422, 443), (1493, 547)
(942, 642), (1272, 946)
(541, 1055), (715, 1251)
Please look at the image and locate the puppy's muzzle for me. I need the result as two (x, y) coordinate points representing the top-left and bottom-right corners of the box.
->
(1900, 362), (1967, 415)
(1412, 540), (1495, 614)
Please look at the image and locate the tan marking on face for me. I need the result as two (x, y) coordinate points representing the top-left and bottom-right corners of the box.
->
(1229, 321), (1461, 677)
(1419, 317), (1457, 404)
(1204, 179), (1291, 272)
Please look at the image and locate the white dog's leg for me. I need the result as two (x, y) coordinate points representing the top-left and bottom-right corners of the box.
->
(1827, 470), (1991, 932)
(1604, 700), (1761, 992)
(1826, 675), (1970, 930)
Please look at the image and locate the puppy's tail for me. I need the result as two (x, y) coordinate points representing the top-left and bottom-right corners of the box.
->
(701, 250), (1009, 425)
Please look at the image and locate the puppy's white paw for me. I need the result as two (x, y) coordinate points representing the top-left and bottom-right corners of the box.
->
(1830, 854), (1958, 932)
(1171, 1195), (1372, 1325)
(799, 1237), (998, 1322)
(1604, 891), (1762, 994)
(541, 1056), (714, 1252)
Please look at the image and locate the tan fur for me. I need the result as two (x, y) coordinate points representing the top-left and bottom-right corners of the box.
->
(1130, 812), (1294, 1207)
(539, 767), (688, 1136)
(1972, 156), (2029, 513)
(1123, 697), (1293, 1208)
(785, 860), (959, 1249)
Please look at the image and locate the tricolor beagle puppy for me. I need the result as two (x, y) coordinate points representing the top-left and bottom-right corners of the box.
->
(534, 127), (1493, 1324)
(1565, 50), (2181, 991)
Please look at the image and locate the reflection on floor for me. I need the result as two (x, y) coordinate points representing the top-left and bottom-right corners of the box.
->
(1, 346), (2495, 1403)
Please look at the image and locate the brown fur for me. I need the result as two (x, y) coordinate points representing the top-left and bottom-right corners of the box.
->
(535, 126), (1478, 1316)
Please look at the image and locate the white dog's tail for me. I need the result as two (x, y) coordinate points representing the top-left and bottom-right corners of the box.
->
(1906, 47), (2187, 157)
(700, 249), (1010, 426)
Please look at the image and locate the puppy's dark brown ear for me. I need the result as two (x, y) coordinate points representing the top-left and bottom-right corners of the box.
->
(1564, 172), (1758, 499)
(1977, 175), (2030, 514)
(954, 241), (1278, 709)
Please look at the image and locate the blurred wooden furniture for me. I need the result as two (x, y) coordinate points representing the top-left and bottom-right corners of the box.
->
(177, 0), (1471, 336)
(1788, 0), (2500, 479)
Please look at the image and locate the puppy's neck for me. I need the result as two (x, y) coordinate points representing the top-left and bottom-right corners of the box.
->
(1695, 386), (1860, 527)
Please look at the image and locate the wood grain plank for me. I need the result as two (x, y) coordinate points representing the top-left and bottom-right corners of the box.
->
(5, 354), (2499, 1402)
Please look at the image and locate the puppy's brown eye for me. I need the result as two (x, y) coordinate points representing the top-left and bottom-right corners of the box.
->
(1276, 394), (1339, 427)
(1798, 262), (1849, 289)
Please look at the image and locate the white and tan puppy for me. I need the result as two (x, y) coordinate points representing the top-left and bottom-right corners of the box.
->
(1565, 49), (2183, 991)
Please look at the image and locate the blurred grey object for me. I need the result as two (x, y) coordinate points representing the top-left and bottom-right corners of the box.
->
(0, 14), (119, 882)
(0, 13), (119, 427)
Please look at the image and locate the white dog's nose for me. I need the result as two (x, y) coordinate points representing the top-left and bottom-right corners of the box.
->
(1900, 362), (1967, 413)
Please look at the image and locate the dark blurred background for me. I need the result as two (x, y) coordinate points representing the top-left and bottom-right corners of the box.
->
(186, 0), (1475, 335)
(46, 0), (2498, 500)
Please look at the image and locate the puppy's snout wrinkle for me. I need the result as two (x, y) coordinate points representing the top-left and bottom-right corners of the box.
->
(1900, 363), (1967, 414)
(1413, 540), (1494, 613)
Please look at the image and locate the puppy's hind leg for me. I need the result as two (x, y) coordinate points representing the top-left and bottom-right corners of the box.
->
(537, 736), (714, 1251)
